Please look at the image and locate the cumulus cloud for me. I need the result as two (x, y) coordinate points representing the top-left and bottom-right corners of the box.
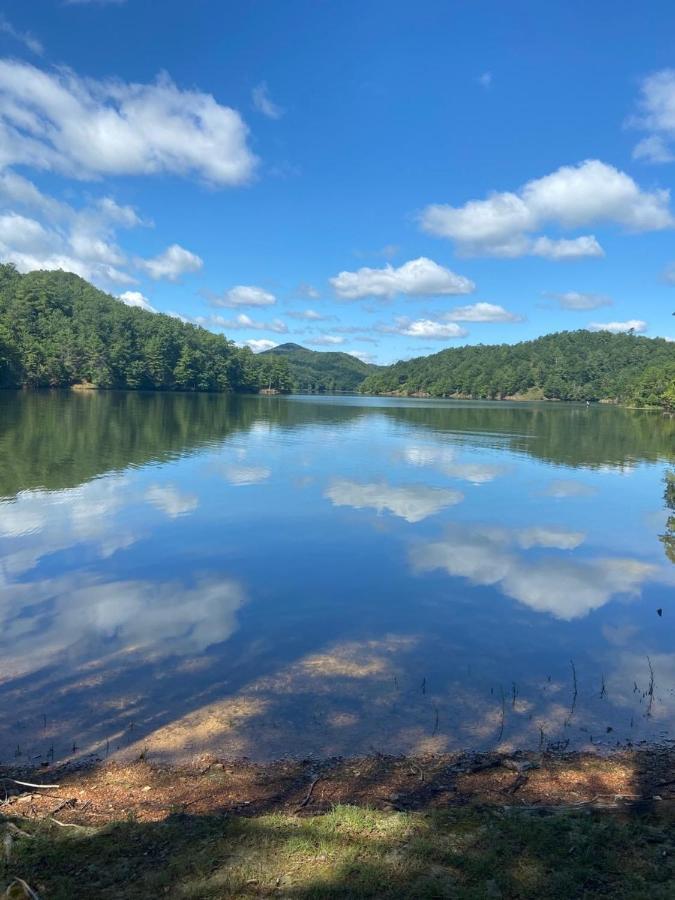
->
(630, 70), (675, 164)
(0, 16), (43, 55)
(243, 338), (278, 353)
(0, 61), (257, 185)
(0, 174), (145, 285)
(252, 81), (284, 119)
(378, 317), (468, 340)
(330, 256), (475, 300)
(118, 290), (156, 313)
(420, 159), (672, 257)
(138, 243), (203, 281)
(530, 235), (604, 259)
(411, 523), (656, 620)
(208, 285), (276, 308)
(546, 291), (613, 310)
(199, 313), (288, 333)
(587, 319), (647, 334)
(325, 479), (463, 523)
(445, 301), (522, 322)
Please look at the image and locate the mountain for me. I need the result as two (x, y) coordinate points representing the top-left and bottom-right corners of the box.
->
(261, 342), (379, 392)
(360, 330), (675, 409)
(0, 265), (290, 393)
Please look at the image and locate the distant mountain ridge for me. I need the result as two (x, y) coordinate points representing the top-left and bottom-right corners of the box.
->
(261, 342), (380, 392)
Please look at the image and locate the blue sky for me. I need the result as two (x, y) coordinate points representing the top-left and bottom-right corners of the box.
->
(1, 0), (675, 363)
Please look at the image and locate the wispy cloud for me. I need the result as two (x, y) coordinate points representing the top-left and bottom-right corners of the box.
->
(544, 291), (613, 310)
(252, 81), (284, 119)
(0, 15), (43, 55)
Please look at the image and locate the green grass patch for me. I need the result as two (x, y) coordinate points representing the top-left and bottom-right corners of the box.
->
(3, 804), (675, 898)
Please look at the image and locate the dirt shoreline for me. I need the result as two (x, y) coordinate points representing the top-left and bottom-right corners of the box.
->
(3, 746), (675, 827)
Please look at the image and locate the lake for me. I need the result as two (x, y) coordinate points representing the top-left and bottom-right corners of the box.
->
(1, 390), (674, 765)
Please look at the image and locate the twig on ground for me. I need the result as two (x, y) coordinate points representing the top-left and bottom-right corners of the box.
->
(1, 779), (60, 790)
(296, 776), (321, 811)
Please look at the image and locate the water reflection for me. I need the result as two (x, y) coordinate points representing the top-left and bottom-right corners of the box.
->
(0, 391), (673, 764)
(325, 480), (463, 523)
(661, 471), (675, 564)
(410, 523), (658, 620)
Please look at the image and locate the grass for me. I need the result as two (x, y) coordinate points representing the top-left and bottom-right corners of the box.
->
(3, 803), (675, 899)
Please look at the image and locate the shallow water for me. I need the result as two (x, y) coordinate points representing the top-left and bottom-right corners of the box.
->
(0, 390), (673, 764)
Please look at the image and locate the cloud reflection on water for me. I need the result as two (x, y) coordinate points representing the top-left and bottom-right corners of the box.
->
(325, 479), (463, 523)
(410, 523), (658, 620)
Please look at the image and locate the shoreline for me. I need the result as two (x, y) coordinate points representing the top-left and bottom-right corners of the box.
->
(4, 745), (675, 825)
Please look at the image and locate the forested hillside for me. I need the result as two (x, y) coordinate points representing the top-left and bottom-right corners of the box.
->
(360, 330), (675, 409)
(0, 265), (290, 392)
(261, 342), (378, 391)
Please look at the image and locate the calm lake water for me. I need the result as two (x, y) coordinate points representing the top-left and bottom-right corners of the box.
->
(1, 391), (674, 764)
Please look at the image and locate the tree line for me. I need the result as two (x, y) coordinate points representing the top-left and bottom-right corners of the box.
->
(0, 265), (292, 393)
(360, 329), (675, 409)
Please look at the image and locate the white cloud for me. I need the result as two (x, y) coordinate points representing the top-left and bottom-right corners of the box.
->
(0, 61), (257, 185)
(380, 317), (468, 340)
(209, 284), (276, 308)
(252, 81), (284, 119)
(200, 313), (288, 333)
(243, 339), (278, 353)
(167, 310), (190, 323)
(0, 172), (146, 285)
(145, 484), (198, 519)
(411, 523), (657, 620)
(633, 135), (674, 164)
(420, 159), (672, 257)
(138, 243), (203, 281)
(530, 235), (604, 259)
(445, 301), (522, 322)
(631, 70), (675, 164)
(330, 256), (475, 300)
(478, 71), (492, 89)
(587, 319), (647, 334)
(118, 290), (156, 313)
(306, 334), (345, 346)
(0, 16), (43, 55)
(347, 350), (377, 364)
(285, 309), (330, 321)
(297, 282), (320, 299)
(325, 479), (463, 523)
(546, 291), (613, 310)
